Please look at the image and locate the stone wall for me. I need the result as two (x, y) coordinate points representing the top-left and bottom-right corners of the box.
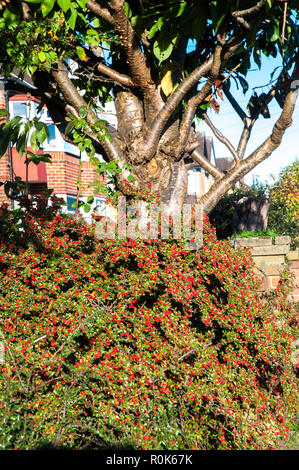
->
(232, 236), (299, 302)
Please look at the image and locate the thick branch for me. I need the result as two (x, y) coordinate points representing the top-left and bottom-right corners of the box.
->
(108, 0), (160, 118)
(86, 0), (115, 24)
(95, 62), (135, 87)
(236, 122), (255, 159)
(176, 44), (223, 156)
(222, 82), (250, 124)
(143, 36), (242, 161)
(191, 148), (224, 180)
(52, 60), (123, 163)
(29, 71), (116, 162)
(236, 75), (283, 158)
(142, 56), (214, 160)
(232, 0), (267, 18)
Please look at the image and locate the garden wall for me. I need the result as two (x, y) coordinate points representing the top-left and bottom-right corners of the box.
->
(232, 236), (299, 302)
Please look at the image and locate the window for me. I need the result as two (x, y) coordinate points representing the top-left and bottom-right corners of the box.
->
(63, 140), (80, 156)
(11, 101), (29, 119)
(40, 107), (51, 122)
(95, 198), (106, 216)
(47, 125), (56, 146)
(66, 196), (77, 213)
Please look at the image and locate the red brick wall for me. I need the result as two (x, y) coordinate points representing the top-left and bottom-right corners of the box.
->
(46, 152), (79, 196)
(0, 89), (108, 205)
(0, 86), (12, 208)
(46, 152), (106, 198)
(81, 160), (106, 197)
(12, 148), (47, 182)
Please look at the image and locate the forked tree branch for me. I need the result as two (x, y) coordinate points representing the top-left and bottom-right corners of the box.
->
(231, 0), (267, 29)
(142, 56), (214, 160)
(143, 35), (242, 161)
(199, 54), (299, 212)
(234, 74), (283, 158)
(176, 44), (224, 156)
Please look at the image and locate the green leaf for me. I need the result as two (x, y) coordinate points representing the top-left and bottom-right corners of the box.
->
(92, 18), (101, 28)
(37, 154), (52, 163)
(30, 131), (39, 153)
(75, 0), (87, 8)
(215, 13), (225, 33)
(76, 46), (88, 61)
(84, 203), (91, 213)
(148, 18), (163, 39)
(57, 0), (71, 12)
(65, 6), (78, 29)
(65, 121), (76, 135)
(16, 132), (27, 157)
(124, 1), (132, 19)
(79, 106), (87, 118)
(0, 130), (11, 157)
(168, 1), (187, 18)
(41, 0), (56, 17)
(38, 51), (46, 63)
(3, 5), (20, 28)
(94, 120), (107, 131)
(86, 146), (95, 158)
(153, 35), (175, 64)
(270, 28), (280, 42)
(87, 196), (94, 204)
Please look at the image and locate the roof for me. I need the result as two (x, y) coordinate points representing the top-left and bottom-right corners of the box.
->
(215, 157), (234, 172)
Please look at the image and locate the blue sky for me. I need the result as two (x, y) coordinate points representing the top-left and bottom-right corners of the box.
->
(199, 54), (299, 185)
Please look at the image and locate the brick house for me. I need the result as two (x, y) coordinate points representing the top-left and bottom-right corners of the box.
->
(0, 74), (107, 221)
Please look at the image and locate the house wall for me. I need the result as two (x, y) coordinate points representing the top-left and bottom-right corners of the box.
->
(0, 91), (107, 219)
(0, 84), (12, 208)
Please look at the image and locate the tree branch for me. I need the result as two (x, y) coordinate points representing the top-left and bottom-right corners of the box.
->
(176, 44), (224, 157)
(236, 121), (256, 159)
(95, 62), (135, 87)
(86, 0), (115, 24)
(191, 147), (224, 180)
(199, 54), (299, 212)
(142, 56), (214, 160)
(222, 82), (250, 124)
(51, 60), (123, 163)
(236, 74), (284, 158)
(108, 0), (160, 118)
(203, 113), (240, 163)
(143, 34), (242, 161)
(232, 0), (267, 18)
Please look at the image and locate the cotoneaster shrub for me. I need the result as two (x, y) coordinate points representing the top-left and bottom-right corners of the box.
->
(0, 200), (297, 450)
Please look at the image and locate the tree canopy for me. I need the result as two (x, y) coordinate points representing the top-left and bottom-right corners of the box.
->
(0, 0), (299, 212)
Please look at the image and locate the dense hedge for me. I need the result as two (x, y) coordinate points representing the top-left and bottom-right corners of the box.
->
(0, 201), (297, 450)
